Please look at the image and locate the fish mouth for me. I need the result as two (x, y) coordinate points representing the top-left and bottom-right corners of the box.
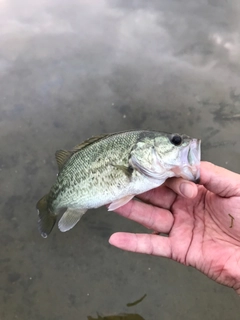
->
(187, 138), (201, 181)
(188, 139), (201, 165)
(178, 138), (201, 181)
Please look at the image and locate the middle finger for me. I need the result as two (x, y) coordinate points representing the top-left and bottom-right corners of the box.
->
(112, 199), (174, 233)
(136, 185), (177, 210)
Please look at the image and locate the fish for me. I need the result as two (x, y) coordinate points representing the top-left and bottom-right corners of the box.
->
(36, 130), (201, 238)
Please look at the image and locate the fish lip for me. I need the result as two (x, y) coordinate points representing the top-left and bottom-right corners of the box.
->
(188, 139), (201, 180)
(188, 139), (201, 164)
(195, 139), (201, 167)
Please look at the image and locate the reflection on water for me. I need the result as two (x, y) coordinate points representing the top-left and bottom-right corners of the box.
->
(87, 313), (145, 320)
(126, 294), (147, 307)
(87, 294), (147, 319)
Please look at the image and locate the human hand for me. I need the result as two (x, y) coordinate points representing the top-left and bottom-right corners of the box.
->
(109, 162), (240, 294)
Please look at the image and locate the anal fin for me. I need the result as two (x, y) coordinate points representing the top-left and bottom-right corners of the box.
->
(108, 195), (134, 211)
(58, 208), (87, 232)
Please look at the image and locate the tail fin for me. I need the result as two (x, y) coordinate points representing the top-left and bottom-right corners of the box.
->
(36, 194), (56, 238)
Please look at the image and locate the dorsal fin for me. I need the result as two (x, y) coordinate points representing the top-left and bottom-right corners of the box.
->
(55, 150), (73, 171)
(55, 134), (110, 171)
(71, 134), (110, 152)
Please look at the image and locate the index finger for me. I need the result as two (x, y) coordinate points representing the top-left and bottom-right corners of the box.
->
(137, 177), (198, 209)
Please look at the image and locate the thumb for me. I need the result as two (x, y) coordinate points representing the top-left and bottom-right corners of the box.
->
(200, 161), (240, 197)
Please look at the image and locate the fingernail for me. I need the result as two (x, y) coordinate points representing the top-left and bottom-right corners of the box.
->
(180, 183), (194, 198)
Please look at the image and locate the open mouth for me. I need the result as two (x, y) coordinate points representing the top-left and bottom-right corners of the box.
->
(189, 139), (201, 180)
(188, 139), (201, 166)
(171, 138), (201, 181)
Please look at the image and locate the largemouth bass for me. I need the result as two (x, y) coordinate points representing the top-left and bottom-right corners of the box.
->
(37, 130), (201, 238)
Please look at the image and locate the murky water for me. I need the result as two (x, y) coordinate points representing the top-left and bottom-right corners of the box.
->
(1, 0), (240, 319)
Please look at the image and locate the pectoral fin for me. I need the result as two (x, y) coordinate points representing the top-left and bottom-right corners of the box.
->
(58, 208), (87, 232)
(108, 195), (134, 211)
(113, 165), (134, 178)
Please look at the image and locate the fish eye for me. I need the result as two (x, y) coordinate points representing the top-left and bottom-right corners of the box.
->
(170, 134), (182, 146)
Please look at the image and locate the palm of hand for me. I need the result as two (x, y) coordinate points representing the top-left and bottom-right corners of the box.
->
(169, 187), (240, 293)
(109, 162), (240, 294)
